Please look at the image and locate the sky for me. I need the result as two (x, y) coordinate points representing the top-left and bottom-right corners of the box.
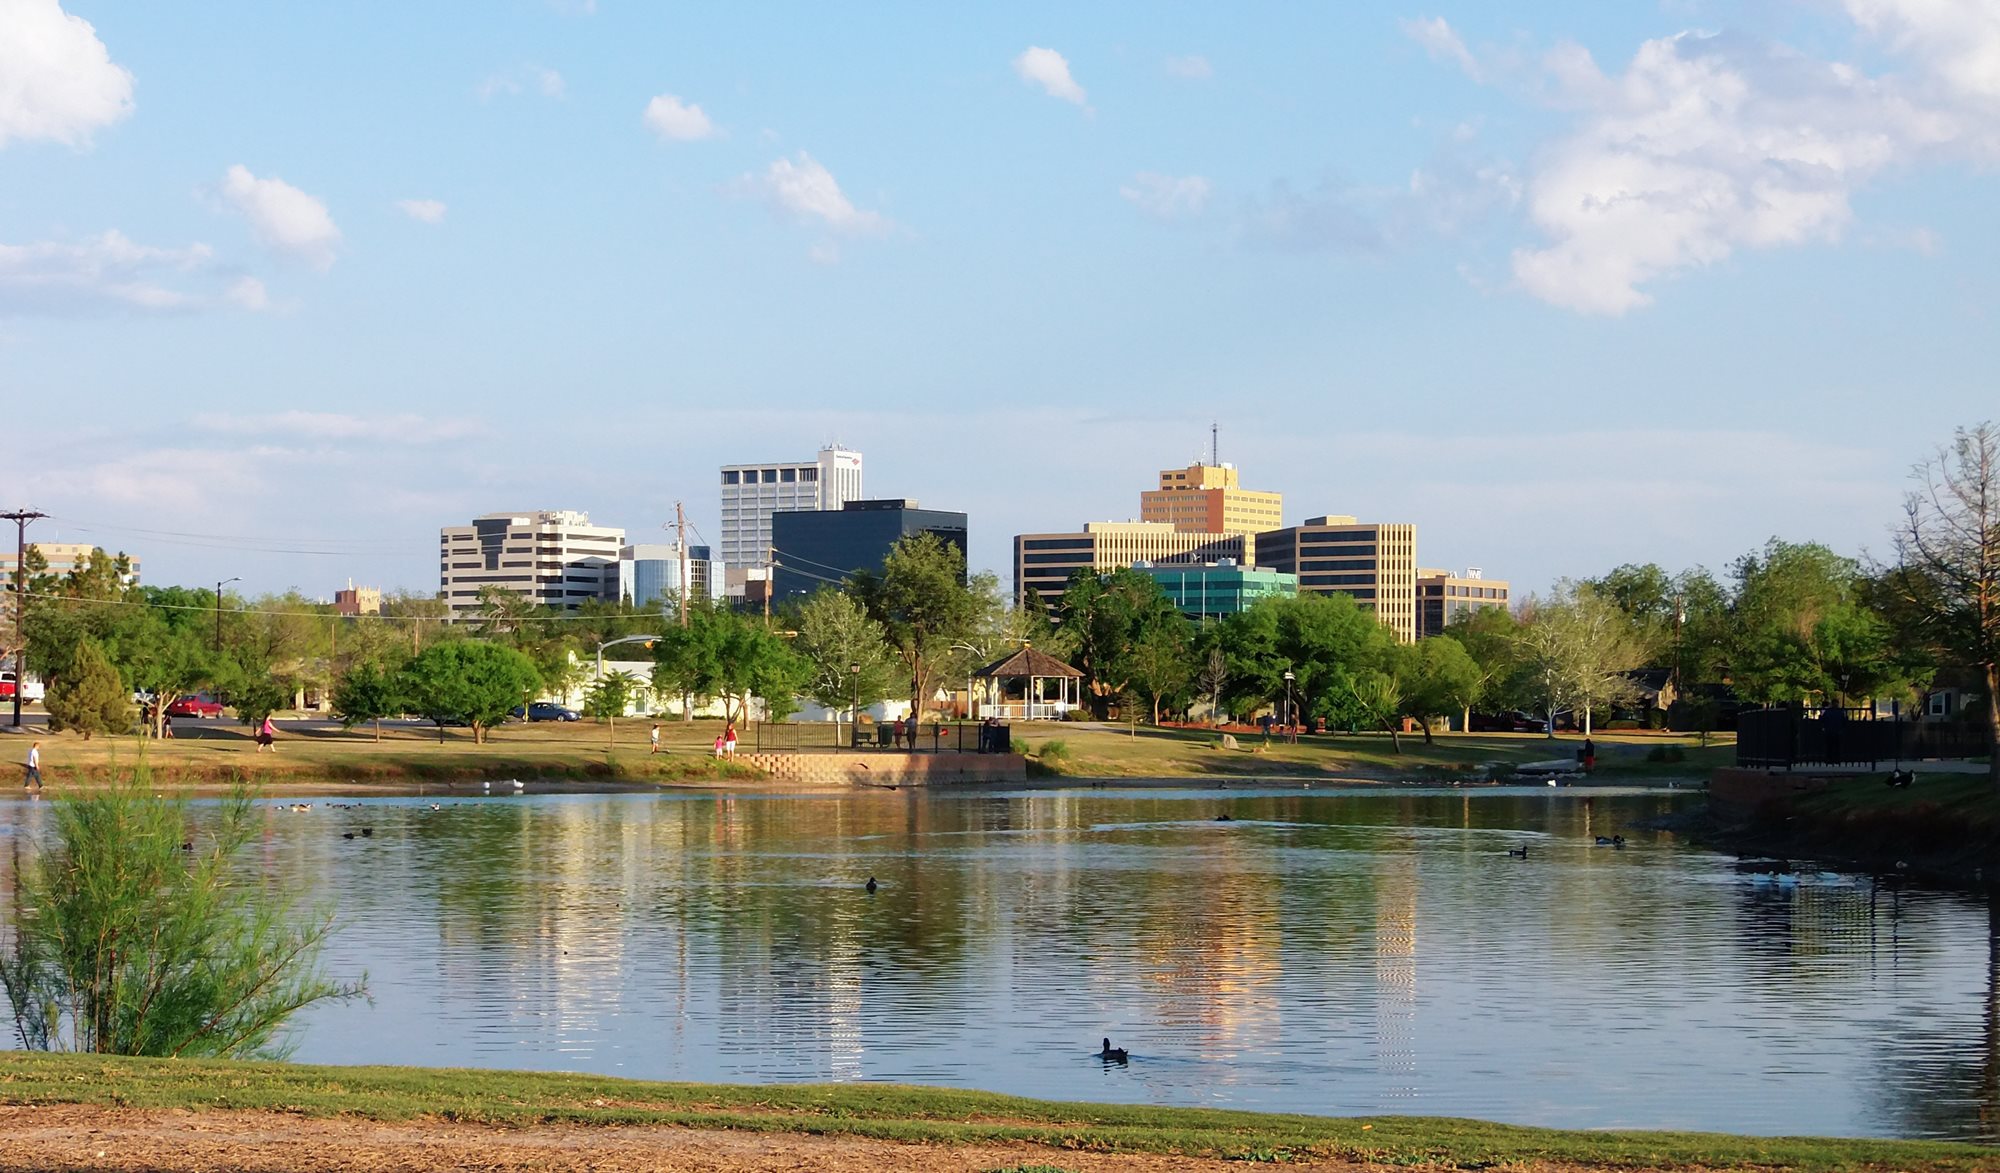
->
(4, 0), (1997, 600)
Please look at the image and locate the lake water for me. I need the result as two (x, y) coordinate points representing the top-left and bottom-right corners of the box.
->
(2, 785), (1995, 1142)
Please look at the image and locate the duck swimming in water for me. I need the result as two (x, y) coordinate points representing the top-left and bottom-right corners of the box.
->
(865, 876), (878, 894)
(1508, 845), (1529, 859)
(1099, 1038), (1128, 1062)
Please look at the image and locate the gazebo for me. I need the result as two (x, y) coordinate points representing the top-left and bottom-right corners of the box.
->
(972, 645), (1083, 721)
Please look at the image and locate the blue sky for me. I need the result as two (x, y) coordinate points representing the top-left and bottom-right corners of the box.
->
(4, 0), (1997, 598)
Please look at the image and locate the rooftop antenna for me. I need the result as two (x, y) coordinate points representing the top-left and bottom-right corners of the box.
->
(1210, 421), (1219, 467)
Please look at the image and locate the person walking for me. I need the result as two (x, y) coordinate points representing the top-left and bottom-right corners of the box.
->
(23, 741), (42, 791)
(256, 715), (278, 753)
(904, 713), (918, 752)
(723, 721), (738, 757)
(649, 723), (662, 754)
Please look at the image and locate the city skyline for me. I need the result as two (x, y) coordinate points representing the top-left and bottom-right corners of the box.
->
(7, 2), (1996, 598)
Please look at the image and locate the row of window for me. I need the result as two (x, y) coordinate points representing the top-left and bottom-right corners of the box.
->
(721, 467), (820, 485)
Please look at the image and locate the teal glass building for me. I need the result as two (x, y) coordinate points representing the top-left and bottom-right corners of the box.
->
(1133, 561), (1298, 619)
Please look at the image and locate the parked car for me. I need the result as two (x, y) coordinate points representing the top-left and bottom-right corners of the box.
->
(0, 672), (45, 702)
(166, 696), (226, 718)
(523, 702), (581, 722)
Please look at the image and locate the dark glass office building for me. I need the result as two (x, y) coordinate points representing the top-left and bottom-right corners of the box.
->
(771, 499), (969, 601)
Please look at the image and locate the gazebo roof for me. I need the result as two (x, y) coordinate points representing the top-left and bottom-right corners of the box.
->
(973, 645), (1082, 680)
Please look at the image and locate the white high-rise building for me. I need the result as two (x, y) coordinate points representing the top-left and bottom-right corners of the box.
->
(718, 446), (862, 568)
(439, 510), (624, 613)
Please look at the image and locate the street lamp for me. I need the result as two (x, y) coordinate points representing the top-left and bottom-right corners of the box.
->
(1282, 669), (1297, 743)
(849, 662), (861, 748)
(214, 577), (239, 653)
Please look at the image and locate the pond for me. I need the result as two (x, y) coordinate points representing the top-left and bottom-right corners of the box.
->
(2, 785), (1994, 1142)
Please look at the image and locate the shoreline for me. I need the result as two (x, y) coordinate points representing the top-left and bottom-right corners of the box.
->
(0, 1054), (1990, 1171)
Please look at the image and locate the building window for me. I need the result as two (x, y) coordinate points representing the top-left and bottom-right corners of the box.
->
(801, 468), (817, 482)
(780, 468), (796, 483)
(762, 469), (778, 483)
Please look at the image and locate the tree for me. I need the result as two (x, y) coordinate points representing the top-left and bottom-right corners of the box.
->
(1195, 644), (1231, 725)
(43, 640), (129, 740)
(1513, 584), (1646, 736)
(331, 662), (402, 741)
(1729, 539), (1915, 706)
(114, 610), (213, 739)
(1214, 593), (1396, 724)
(1397, 636), (1484, 743)
(228, 679), (292, 727)
(1126, 616), (1193, 724)
(0, 774), (363, 1055)
(851, 534), (994, 719)
(1442, 607), (1520, 723)
(399, 641), (541, 744)
(790, 589), (901, 713)
(582, 670), (649, 748)
(650, 602), (807, 725)
(1051, 568), (1192, 720)
(1341, 668), (1406, 752)
(1894, 422), (2000, 793)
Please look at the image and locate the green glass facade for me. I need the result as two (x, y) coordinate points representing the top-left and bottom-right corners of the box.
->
(1135, 563), (1298, 618)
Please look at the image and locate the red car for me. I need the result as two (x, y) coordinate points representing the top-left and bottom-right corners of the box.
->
(166, 696), (226, 718)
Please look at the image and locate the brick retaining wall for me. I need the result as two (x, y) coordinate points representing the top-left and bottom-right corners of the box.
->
(736, 752), (1026, 787)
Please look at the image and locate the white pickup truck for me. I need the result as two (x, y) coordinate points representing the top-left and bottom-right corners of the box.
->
(0, 671), (46, 702)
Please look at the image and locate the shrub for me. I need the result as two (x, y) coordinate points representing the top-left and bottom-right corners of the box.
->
(1645, 745), (1686, 763)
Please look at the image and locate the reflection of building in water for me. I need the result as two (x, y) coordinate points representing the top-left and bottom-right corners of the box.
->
(1134, 844), (1285, 1062)
(1374, 852), (1418, 1100)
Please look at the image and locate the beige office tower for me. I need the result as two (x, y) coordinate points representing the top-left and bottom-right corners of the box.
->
(1013, 521), (1249, 609)
(1141, 461), (1283, 536)
(438, 510), (625, 614)
(1254, 516), (1419, 642)
(1416, 568), (1510, 638)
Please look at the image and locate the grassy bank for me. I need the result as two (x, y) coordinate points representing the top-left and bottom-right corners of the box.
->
(0, 1053), (1990, 1170)
(1714, 770), (2000, 887)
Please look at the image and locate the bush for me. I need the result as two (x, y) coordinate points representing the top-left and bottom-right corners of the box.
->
(1037, 738), (1071, 763)
(1603, 719), (1643, 731)
(1645, 745), (1686, 763)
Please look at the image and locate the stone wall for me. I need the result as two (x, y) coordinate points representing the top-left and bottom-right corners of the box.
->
(736, 752), (1026, 787)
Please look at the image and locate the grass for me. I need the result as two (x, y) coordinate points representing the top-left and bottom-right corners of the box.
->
(0, 1054), (1991, 1170)
(1753, 769), (2000, 883)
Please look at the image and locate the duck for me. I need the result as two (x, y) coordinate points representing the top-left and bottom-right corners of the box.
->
(1215, 813), (1234, 822)
(1594, 835), (1626, 848)
(510, 779), (526, 790)
(1508, 845), (1530, 859)
(428, 804), (442, 812)
(360, 827), (373, 838)
(1098, 1038), (1129, 1062)
(341, 832), (356, 840)
(865, 877), (878, 894)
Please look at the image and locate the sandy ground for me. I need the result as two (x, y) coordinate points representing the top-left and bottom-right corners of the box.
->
(0, 1105), (1382, 1172)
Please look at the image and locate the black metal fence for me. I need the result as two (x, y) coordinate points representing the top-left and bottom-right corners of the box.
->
(752, 721), (1012, 754)
(1735, 707), (1991, 769)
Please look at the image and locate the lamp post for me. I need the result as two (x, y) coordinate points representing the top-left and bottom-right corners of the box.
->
(214, 577), (239, 654)
(849, 662), (861, 748)
(1282, 669), (1296, 743)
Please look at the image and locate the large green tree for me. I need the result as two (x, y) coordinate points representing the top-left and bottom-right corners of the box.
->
(1396, 636), (1484, 743)
(1214, 593), (1396, 723)
(789, 588), (902, 713)
(1728, 539), (1916, 706)
(650, 602), (807, 725)
(399, 641), (541, 743)
(1512, 584), (1646, 736)
(850, 534), (995, 718)
(1049, 568), (1191, 720)
(43, 640), (130, 739)
(331, 662), (403, 741)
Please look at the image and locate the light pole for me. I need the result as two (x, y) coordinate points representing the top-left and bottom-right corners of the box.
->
(4, 509), (47, 728)
(214, 577), (239, 654)
(849, 662), (861, 748)
(1282, 669), (1296, 743)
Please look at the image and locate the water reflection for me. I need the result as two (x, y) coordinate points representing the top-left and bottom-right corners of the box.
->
(0, 786), (1992, 1141)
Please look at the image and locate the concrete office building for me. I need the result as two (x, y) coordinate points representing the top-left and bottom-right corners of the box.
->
(1133, 560), (1298, 619)
(618, 543), (723, 609)
(1255, 516), (1419, 642)
(439, 510), (624, 613)
(1014, 521), (1249, 610)
(1416, 568), (1510, 638)
(1, 543), (141, 584)
(1140, 461), (1283, 536)
(719, 446), (863, 569)
(771, 499), (967, 602)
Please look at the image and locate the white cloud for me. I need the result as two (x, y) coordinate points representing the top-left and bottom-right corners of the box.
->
(1164, 54), (1212, 80)
(644, 93), (720, 141)
(396, 198), (447, 224)
(807, 242), (841, 266)
(477, 64), (565, 101)
(731, 152), (891, 236)
(219, 164), (341, 270)
(0, 0), (134, 148)
(1401, 16), (1481, 81)
(1013, 46), (1087, 105)
(193, 410), (487, 446)
(1844, 0), (2000, 104)
(1120, 172), (1212, 220)
(0, 231), (264, 315)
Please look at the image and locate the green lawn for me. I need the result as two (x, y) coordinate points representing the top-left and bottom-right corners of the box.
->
(0, 1054), (1990, 1170)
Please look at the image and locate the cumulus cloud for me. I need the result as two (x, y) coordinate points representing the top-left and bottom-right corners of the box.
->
(0, 0), (134, 148)
(477, 65), (565, 101)
(643, 93), (720, 141)
(730, 152), (891, 236)
(219, 165), (341, 270)
(396, 198), (447, 223)
(1401, 16), (1481, 81)
(1013, 46), (1087, 105)
(0, 231), (265, 316)
(192, 410), (487, 445)
(1844, 0), (2000, 105)
(1164, 54), (1212, 80)
(1120, 172), (1212, 220)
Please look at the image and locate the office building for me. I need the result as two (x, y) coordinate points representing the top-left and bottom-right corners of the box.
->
(1255, 516), (1419, 642)
(771, 499), (967, 602)
(1416, 568), (1510, 638)
(334, 585), (382, 617)
(1140, 461), (1283, 536)
(1133, 560), (1298, 619)
(438, 510), (624, 613)
(0, 542), (141, 584)
(719, 446), (863, 568)
(618, 543), (723, 609)
(1014, 521), (1249, 610)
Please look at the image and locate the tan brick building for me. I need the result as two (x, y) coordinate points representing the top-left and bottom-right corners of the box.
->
(1416, 568), (1509, 638)
(1140, 462), (1283, 536)
(1254, 516), (1419, 642)
(1014, 521), (1249, 609)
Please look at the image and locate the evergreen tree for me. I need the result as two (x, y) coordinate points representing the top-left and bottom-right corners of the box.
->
(43, 640), (129, 740)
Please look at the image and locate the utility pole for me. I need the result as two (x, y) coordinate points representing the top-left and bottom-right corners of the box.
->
(214, 576), (240, 653)
(4, 510), (48, 728)
(675, 500), (689, 629)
